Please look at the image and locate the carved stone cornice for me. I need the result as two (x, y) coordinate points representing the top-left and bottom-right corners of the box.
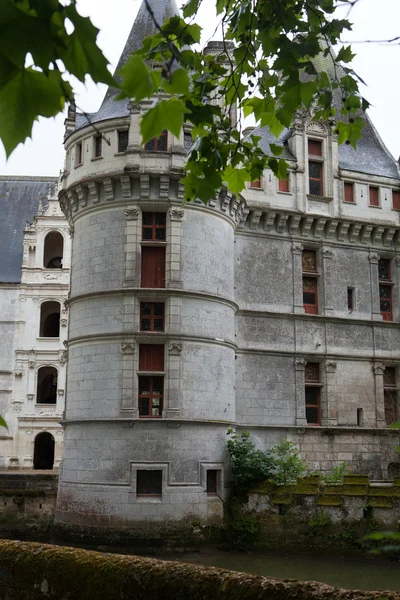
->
(121, 343), (135, 355)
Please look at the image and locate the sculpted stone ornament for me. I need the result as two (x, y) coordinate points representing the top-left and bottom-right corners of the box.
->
(59, 350), (68, 366)
(11, 401), (23, 413)
(295, 357), (306, 370)
(124, 207), (140, 220)
(45, 273), (59, 280)
(325, 361), (337, 374)
(121, 343), (135, 355)
(169, 208), (185, 222)
(373, 363), (386, 376)
(292, 242), (303, 254)
(28, 349), (36, 369)
(322, 248), (333, 259)
(60, 318), (68, 328)
(306, 120), (328, 135)
(169, 342), (183, 356)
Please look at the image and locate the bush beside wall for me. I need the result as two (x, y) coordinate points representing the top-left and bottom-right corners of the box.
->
(0, 540), (399, 600)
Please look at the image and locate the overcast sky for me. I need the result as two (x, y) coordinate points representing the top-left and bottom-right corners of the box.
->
(0, 0), (399, 176)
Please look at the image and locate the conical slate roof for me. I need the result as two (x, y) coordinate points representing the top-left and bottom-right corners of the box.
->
(78, 0), (180, 128)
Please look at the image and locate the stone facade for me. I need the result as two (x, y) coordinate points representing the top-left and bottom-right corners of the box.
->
(54, 0), (400, 534)
(0, 181), (71, 469)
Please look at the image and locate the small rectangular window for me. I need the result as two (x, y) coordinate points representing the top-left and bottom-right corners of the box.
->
(184, 131), (192, 150)
(250, 178), (261, 189)
(302, 250), (317, 273)
(309, 161), (323, 196)
(378, 258), (392, 321)
(357, 408), (363, 427)
(140, 302), (165, 332)
(75, 142), (82, 166)
(138, 376), (163, 417)
(139, 344), (164, 372)
(308, 139), (322, 157)
(206, 470), (218, 495)
(344, 182), (354, 203)
(278, 177), (290, 193)
(369, 186), (379, 207)
(305, 363), (320, 426)
(94, 135), (102, 158)
(347, 287), (354, 311)
(383, 367), (398, 426)
(142, 213), (166, 241)
(118, 130), (129, 153)
(137, 470), (162, 496)
(302, 250), (318, 315)
(392, 190), (400, 211)
(145, 130), (168, 152)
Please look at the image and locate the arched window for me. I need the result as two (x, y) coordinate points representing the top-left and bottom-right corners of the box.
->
(34, 432), (55, 470)
(43, 231), (64, 269)
(40, 302), (60, 337)
(36, 366), (57, 404)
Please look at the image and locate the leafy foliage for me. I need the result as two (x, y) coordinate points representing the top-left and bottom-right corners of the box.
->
(0, 0), (113, 156)
(0, 415), (7, 430)
(269, 438), (308, 485)
(321, 461), (349, 484)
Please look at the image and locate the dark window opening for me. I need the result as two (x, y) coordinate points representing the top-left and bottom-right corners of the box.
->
(141, 246), (166, 288)
(303, 278), (318, 314)
(308, 139), (322, 157)
(344, 182), (354, 203)
(37, 367), (57, 405)
(142, 212), (166, 241)
(378, 258), (391, 281)
(44, 231), (64, 269)
(309, 161), (323, 196)
(206, 470), (218, 495)
(393, 190), (400, 211)
(137, 470), (162, 496)
(139, 376), (163, 417)
(184, 131), (192, 150)
(33, 432), (55, 470)
(279, 177), (289, 192)
(379, 259), (392, 321)
(347, 288), (354, 311)
(144, 130), (167, 152)
(140, 302), (165, 332)
(384, 367), (398, 426)
(357, 408), (363, 427)
(302, 250), (317, 273)
(139, 344), (164, 372)
(305, 363), (321, 426)
(94, 135), (102, 157)
(369, 186), (379, 207)
(250, 178), (261, 189)
(118, 130), (129, 153)
(75, 142), (82, 166)
(363, 506), (373, 520)
(40, 301), (61, 337)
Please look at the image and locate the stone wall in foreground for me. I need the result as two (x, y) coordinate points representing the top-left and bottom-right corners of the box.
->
(0, 540), (398, 600)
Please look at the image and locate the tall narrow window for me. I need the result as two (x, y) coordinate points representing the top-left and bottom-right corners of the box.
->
(302, 250), (318, 314)
(141, 213), (166, 289)
(278, 177), (290, 192)
(118, 130), (129, 153)
(184, 131), (192, 150)
(384, 367), (398, 426)
(344, 182), (354, 203)
(75, 142), (82, 166)
(138, 344), (164, 418)
(347, 287), (354, 311)
(308, 139), (322, 156)
(36, 367), (58, 405)
(206, 470), (218, 496)
(94, 135), (102, 158)
(40, 302), (61, 337)
(250, 177), (261, 189)
(137, 470), (162, 496)
(305, 362), (321, 426)
(369, 186), (379, 207)
(144, 130), (168, 152)
(379, 258), (392, 321)
(393, 190), (400, 211)
(140, 302), (165, 332)
(308, 140), (323, 196)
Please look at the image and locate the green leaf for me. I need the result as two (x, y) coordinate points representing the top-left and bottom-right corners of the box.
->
(162, 68), (190, 95)
(0, 415), (8, 430)
(0, 67), (70, 156)
(270, 144), (284, 156)
(336, 45), (356, 64)
(141, 98), (187, 143)
(182, 0), (200, 18)
(223, 165), (250, 195)
(116, 55), (158, 102)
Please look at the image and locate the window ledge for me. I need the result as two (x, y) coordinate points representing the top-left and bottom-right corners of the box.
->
(74, 163), (83, 169)
(91, 156), (103, 162)
(140, 241), (167, 247)
(369, 204), (382, 209)
(307, 194), (333, 203)
(114, 152), (127, 156)
(137, 371), (165, 376)
(343, 201), (356, 205)
(136, 496), (162, 503)
(277, 191), (292, 195)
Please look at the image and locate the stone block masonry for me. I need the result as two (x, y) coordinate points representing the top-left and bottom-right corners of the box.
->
(0, 540), (399, 600)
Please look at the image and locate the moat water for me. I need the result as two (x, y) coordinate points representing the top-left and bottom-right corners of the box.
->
(180, 552), (400, 592)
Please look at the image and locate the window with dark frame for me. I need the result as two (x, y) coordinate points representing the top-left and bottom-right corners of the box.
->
(250, 178), (261, 189)
(378, 258), (392, 321)
(141, 213), (167, 289)
(344, 182), (354, 203)
(94, 135), (102, 158)
(184, 131), (192, 150)
(136, 470), (162, 496)
(369, 186), (379, 207)
(144, 130), (168, 152)
(309, 161), (323, 196)
(138, 344), (164, 418)
(140, 302), (165, 332)
(383, 367), (398, 426)
(302, 250), (318, 314)
(278, 177), (290, 192)
(347, 287), (354, 311)
(308, 139), (322, 156)
(206, 470), (218, 495)
(305, 362), (321, 426)
(118, 130), (129, 153)
(75, 142), (82, 166)
(393, 190), (400, 211)
(142, 213), (166, 241)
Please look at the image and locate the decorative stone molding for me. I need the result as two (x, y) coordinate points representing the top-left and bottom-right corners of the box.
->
(62, 300), (68, 314)
(170, 208), (185, 222)
(125, 206), (140, 220)
(75, 184), (87, 208)
(128, 101), (141, 114)
(295, 357), (306, 370)
(140, 174), (150, 198)
(59, 350), (68, 366)
(373, 363), (386, 376)
(395, 255), (400, 268)
(11, 400), (23, 413)
(58, 389), (65, 396)
(88, 181), (99, 204)
(27, 394), (34, 402)
(60, 318), (68, 328)
(369, 252), (379, 265)
(325, 361), (337, 374)
(160, 175), (170, 199)
(322, 248), (333, 259)
(292, 242), (303, 255)
(14, 361), (24, 377)
(306, 120), (328, 135)
(28, 350), (36, 369)
(68, 225), (74, 238)
(103, 177), (114, 202)
(44, 273), (60, 280)
(169, 342), (183, 356)
(120, 343), (135, 355)
(121, 176), (131, 199)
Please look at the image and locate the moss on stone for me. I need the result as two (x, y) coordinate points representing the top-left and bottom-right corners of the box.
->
(317, 496), (343, 507)
(0, 540), (399, 600)
(343, 475), (369, 485)
(367, 497), (393, 509)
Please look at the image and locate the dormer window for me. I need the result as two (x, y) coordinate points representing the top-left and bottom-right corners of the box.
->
(308, 139), (323, 196)
(144, 130), (168, 152)
(344, 182), (354, 203)
(250, 178), (261, 189)
(278, 175), (290, 193)
(94, 135), (102, 158)
(75, 142), (82, 167)
(118, 130), (129, 153)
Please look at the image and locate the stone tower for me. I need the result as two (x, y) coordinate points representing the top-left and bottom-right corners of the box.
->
(56, 0), (239, 536)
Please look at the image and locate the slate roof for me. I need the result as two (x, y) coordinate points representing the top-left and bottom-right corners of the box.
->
(76, 0), (180, 130)
(0, 177), (57, 283)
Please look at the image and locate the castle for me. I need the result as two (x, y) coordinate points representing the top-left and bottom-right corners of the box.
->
(1, 0), (400, 535)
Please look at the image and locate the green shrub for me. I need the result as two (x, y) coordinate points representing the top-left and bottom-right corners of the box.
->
(269, 438), (308, 485)
(226, 429), (274, 491)
(321, 461), (349, 484)
(230, 512), (261, 548)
